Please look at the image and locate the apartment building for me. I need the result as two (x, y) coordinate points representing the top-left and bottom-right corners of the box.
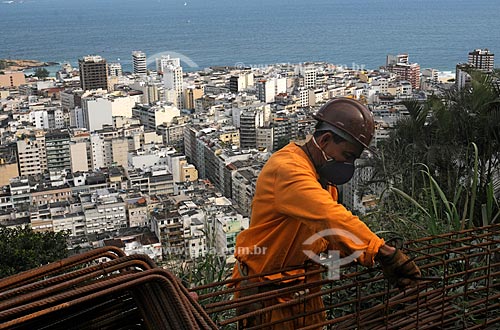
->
(78, 55), (108, 91)
(468, 48), (495, 72)
(81, 189), (127, 234)
(16, 132), (47, 176)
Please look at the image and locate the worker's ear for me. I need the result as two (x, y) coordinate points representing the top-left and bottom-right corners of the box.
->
(317, 131), (331, 147)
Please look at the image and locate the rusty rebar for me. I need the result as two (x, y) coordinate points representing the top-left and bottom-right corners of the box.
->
(1, 225), (498, 329)
(193, 224), (500, 330)
(0, 250), (216, 330)
(0, 246), (126, 292)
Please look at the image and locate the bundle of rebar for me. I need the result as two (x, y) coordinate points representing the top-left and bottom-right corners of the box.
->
(1, 225), (498, 329)
(191, 224), (500, 329)
(0, 246), (217, 330)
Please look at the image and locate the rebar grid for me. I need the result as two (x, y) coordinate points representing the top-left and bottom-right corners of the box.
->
(192, 224), (500, 329)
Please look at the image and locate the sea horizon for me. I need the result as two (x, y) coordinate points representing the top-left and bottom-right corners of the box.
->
(1, 0), (499, 73)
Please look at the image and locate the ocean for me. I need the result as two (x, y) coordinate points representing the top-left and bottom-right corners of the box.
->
(1, 0), (499, 73)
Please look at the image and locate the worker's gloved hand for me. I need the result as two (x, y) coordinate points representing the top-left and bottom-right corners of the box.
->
(378, 249), (421, 290)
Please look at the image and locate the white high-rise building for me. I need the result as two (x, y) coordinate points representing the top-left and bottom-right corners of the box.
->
(132, 104), (180, 130)
(256, 77), (287, 104)
(90, 133), (105, 170)
(387, 54), (409, 66)
(29, 110), (50, 129)
(81, 93), (140, 131)
(303, 66), (317, 89)
(17, 134), (47, 176)
(455, 63), (473, 90)
(257, 79), (276, 103)
(156, 55), (180, 73)
(81, 97), (113, 132)
(108, 63), (123, 77)
(159, 56), (184, 109)
(132, 51), (147, 75)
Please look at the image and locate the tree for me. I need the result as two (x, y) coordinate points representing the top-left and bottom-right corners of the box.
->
(0, 227), (69, 279)
(34, 67), (49, 79)
(370, 70), (500, 231)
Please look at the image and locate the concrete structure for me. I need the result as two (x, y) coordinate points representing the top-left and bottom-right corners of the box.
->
(303, 66), (317, 89)
(219, 130), (240, 148)
(455, 63), (474, 90)
(108, 63), (123, 77)
(0, 71), (26, 89)
(231, 166), (258, 216)
(90, 132), (130, 170)
(126, 197), (149, 228)
(0, 146), (19, 186)
(387, 54), (409, 66)
(168, 154), (198, 183)
(388, 65), (420, 89)
(110, 138), (129, 169)
(148, 167), (174, 195)
(127, 167), (174, 196)
(15, 101), (65, 130)
(132, 104), (180, 130)
(29, 110), (50, 129)
(156, 120), (187, 148)
(129, 152), (166, 171)
(61, 88), (84, 127)
(386, 54), (420, 89)
(131, 81), (160, 105)
(70, 141), (90, 173)
(49, 108), (66, 129)
(256, 127), (273, 151)
(78, 55), (108, 91)
(156, 55), (179, 74)
(132, 51), (147, 75)
(31, 186), (72, 207)
(219, 212), (249, 257)
(16, 132), (47, 176)
(81, 189), (127, 234)
(184, 87), (203, 110)
(239, 109), (266, 149)
(52, 212), (86, 236)
(9, 178), (32, 208)
(256, 77), (286, 104)
(90, 133), (106, 170)
(45, 130), (71, 172)
(150, 209), (184, 259)
(161, 56), (183, 108)
(229, 71), (254, 92)
(468, 48), (494, 72)
(82, 93), (139, 131)
(257, 79), (276, 103)
(342, 157), (379, 214)
(81, 96), (113, 131)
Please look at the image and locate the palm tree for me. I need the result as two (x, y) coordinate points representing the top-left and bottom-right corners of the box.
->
(371, 70), (500, 229)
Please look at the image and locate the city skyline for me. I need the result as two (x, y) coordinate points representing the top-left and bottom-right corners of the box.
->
(1, 1), (499, 326)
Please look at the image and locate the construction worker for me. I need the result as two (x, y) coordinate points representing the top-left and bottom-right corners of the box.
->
(232, 98), (421, 329)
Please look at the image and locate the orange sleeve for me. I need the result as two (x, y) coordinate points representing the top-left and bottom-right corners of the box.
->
(273, 155), (384, 267)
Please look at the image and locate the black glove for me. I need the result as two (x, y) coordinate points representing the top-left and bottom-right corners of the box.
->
(378, 249), (421, 290)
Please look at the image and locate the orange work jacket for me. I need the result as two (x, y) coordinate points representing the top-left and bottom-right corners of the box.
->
(233, 142), (385, 278)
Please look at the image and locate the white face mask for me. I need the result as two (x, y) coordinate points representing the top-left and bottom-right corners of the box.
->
(312, 136), (332, 161)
